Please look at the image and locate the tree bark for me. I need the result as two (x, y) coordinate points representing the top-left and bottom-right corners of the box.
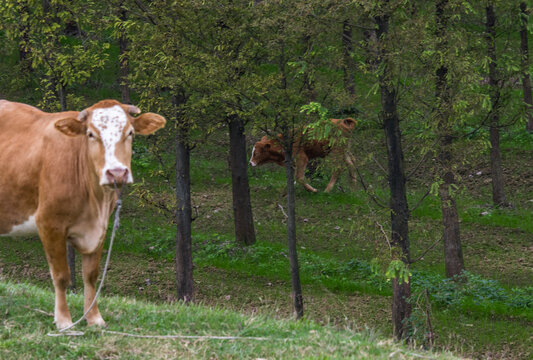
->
(282, 128), (304, 320)
(486, 3), (508, 207)
(375, 8), (411, 340)
(435, 0), (465, 279)
(67, 242), (76, 289)
(18, 1), (32, 74)
(174, 94), (194, 302)
(520, 2), (533, 133)
(118, 3), (131, 104)
(228, 115), (256, 245)
(57, 90), (77, 289)
(58, 82), (67, 112)
(342, 19), (356, 96)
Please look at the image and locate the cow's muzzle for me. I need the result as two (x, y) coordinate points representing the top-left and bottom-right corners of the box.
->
(105, 168), (130, 185)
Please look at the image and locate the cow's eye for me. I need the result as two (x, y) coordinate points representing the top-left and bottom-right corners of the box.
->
(128, 130), (134, 137)
(87, 131), (95, 139)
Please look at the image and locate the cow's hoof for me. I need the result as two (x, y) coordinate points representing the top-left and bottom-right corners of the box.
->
(55, 319), (74, 330)
(87, 316), (106, 327)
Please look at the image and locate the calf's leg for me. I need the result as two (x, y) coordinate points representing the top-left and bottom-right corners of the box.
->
(324, 168), (342, 193)
(295, 153), (318, 193)
(81, 245), (106, 326)
(344, 151), (357, 189)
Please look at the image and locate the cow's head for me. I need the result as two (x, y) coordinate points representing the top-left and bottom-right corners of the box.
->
(331, 117), (357, 133)
(249, 136), (285, 167)
(54, 100), (166, 186)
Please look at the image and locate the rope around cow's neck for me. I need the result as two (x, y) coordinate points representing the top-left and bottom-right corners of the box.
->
(47, 182), (124, 337)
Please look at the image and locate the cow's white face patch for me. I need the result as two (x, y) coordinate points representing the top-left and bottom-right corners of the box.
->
(249, 146), (257, 166)
(90, 105), (133, 185)
(2, 214), (38, 237)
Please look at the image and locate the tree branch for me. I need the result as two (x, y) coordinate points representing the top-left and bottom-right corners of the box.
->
(356, 168), (388, 208)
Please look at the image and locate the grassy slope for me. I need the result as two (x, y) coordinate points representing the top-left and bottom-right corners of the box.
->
(0, 280), (458, 360)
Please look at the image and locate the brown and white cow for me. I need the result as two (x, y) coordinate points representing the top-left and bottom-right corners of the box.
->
(0, 99), (165, 329)
(249, 118), (357, 193)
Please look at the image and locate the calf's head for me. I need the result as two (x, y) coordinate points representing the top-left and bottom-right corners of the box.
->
(54, 100), (166, 186)
(249, 136), (284, 167)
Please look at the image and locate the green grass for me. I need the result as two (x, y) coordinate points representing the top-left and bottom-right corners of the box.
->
(0, 280), (458, 360)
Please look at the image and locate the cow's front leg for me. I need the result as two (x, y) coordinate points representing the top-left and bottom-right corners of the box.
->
(295, 153), (318, 193)
(81, 245), (106, 326)
(38, 226), (73, 329)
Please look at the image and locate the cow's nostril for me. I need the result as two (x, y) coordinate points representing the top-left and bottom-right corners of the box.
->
(106, 168), (129, 183)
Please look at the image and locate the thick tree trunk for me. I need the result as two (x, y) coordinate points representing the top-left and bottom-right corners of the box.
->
(282, 130), (304, 320)
(486, 4), (508, 207)
(436, 0), (465, 279)
(174, 95), (194, 302)
(375, 9), (411, 340)
(228, 115), (256, 245)
(118, 4), (131, 104)
(520, 2), (533, 133)
(342, 19), (356, 96)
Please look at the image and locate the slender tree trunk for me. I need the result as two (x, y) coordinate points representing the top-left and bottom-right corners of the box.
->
(342, 19), (356, 96)
(486, 3), (508, 207)
(18, 1), (32, 74)
(282, 128), (304, 319)
(375, 8), (411, 340)
(174, 94), (194, 302)
(228, 115), (256, 245)
(520, 2), (533, 133)
(435, 0), (465, 279)
(58, 93), (76, 289)
(67, 243), (76, 290)
(118, 3), (131, 104)
(58, 83), (67, 112)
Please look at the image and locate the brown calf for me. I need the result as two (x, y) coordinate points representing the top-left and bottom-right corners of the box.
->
(249, 118), (357, 193)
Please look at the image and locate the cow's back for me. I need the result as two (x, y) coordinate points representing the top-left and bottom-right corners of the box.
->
(0, 101), (77, 235)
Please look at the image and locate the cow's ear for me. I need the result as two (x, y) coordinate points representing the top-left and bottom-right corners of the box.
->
(261, 135), (269, 141)
(55, 118), (87, 137)
(131, 113), (166, 135)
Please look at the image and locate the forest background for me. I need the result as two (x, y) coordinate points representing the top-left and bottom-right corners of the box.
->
(0, 0), (532, 359)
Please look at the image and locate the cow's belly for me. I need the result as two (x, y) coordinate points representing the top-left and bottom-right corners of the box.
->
(0, 214), (39, 237)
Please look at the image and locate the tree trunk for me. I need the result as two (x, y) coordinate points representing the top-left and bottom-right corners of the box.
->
(342, 19), (356, 96)
(282, 129), (304, 320)
(174, 94), (194, 302)
(118, 3), (131, 104)
(375, 8), (411, 340)
(67, 242), (76, 290)
(228, 115), (256, 245)
(18, 1), (32, 75)
(486, 3), (508, 207)
(58, 82), (67, 112)
(435, 0), (465, 279)
(57, 91), (77, 289)
(520, 2), (533, 133)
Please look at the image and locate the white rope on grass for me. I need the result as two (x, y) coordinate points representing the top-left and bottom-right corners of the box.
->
(101, 330), (270, 341)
